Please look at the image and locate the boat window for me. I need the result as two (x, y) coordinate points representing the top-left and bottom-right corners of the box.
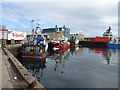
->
(35, 46), (40, 52)
(25, 46), (31, 52)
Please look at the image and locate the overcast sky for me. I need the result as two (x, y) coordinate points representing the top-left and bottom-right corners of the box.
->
(1, 0), (119, 37)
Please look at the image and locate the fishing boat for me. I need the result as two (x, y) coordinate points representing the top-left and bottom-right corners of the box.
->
(21, 42), (48, 59)
(20, 19), (48, 59)
(49, 40), (70, 50)
(48, 27), (70, 50)
(69, 35), (80, 47)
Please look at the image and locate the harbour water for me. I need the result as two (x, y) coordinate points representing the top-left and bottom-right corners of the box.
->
(20, 47), (118, 88)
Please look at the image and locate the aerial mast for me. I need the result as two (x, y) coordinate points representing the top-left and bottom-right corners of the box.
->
(30, 19), (34, 34)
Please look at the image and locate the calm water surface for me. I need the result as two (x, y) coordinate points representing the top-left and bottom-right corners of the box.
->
(21, 47), (118, 88)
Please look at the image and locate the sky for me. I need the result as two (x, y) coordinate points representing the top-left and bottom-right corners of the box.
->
(0, 0), (119, 37)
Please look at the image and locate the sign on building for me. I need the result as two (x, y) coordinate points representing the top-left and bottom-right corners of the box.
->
(8, 31), (27, 40)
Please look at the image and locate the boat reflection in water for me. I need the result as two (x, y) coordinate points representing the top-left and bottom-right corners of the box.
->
(48, 48), (70, 73)
(70, 46), (84, 56)
(48, 47), (84, 72)
(19, 47), (118, 88)
(20, 58), (46, 81)
(20, 47), (79, 79)
(89, 48), (113, 64)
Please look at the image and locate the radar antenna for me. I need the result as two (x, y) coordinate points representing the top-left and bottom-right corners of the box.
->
(106, 26), (111, 33)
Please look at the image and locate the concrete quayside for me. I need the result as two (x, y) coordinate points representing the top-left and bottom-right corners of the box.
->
(1, 44), (45, 89)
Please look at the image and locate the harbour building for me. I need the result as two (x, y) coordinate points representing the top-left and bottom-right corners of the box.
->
(70, 33), (84, 40)
(42, 25), (70, 40)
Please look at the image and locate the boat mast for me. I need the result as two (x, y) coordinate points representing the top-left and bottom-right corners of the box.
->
(29, 19), (35, 44)
(35, 19), (42, 38)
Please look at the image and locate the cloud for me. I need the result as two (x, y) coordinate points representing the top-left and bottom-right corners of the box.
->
(101, 17), (117, 25)
(1, 0), (119, 37)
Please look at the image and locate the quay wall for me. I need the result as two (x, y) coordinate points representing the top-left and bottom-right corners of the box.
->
(5, 44), (22, 57)
(3, 44), (44, 89)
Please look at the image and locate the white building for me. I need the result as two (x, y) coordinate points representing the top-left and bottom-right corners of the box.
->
(70, 33), (84, 40)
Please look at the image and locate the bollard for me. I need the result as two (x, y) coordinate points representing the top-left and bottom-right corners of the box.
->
(11, 39), (15, 45)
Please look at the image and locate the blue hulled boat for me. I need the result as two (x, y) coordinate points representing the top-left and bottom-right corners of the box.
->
(107, 43), (120, 47)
